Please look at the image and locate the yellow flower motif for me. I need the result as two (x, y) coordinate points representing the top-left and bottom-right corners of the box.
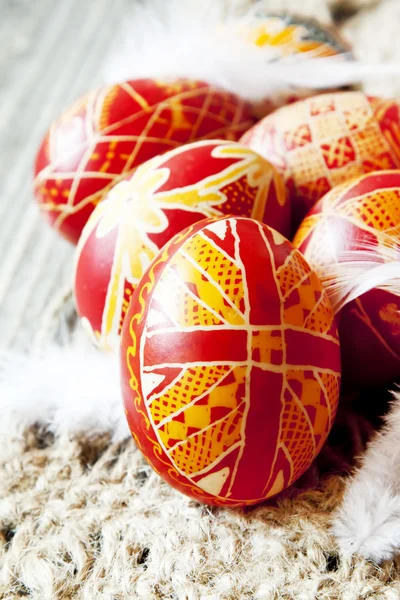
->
(80, 141), (280, 349)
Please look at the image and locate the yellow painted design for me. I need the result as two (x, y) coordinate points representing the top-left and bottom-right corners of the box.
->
(77, 142), (282, 349)
(276, 250), (312, 298)
(156, 365), (247, 453)
(338, 189), (400, 232)
(244, 18), (340, 58)
(149, 365), (231, 425)
(170, 402), (245, 475)
(176, 234), (245, 323)
(153, 269), (226, 328)
(252, 330), (283, 364)
(280, 386), (315, 482)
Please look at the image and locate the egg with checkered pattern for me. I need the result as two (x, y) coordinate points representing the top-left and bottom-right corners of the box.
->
(74, 140), (289, 351)
(34, 79), (255, 244)
(120, 216), (341, 506)
(293, 171), (400, 388)
(241, 92), (400, 230)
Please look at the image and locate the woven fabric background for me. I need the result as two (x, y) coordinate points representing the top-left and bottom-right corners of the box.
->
(2, 0), (400, 598)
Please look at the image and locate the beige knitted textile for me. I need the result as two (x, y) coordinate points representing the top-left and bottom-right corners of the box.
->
(2, 1), (400, 598)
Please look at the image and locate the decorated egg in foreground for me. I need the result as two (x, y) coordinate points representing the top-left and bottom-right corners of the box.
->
(120, 216), (341, 506)
(241, 91), (400, 228)
(235, 13), (352, 117)
(74, 140), (289, 350)
(34, 79), (255, 244)
(293, 171), (400, 388)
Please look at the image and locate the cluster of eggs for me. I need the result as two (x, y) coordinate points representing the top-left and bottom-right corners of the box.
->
(33, 15), (400, 506)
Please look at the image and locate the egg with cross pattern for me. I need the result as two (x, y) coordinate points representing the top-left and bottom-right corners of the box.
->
(120, 216), (341, 505)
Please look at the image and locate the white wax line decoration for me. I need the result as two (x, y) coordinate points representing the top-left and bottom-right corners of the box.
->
(186, 440), (243, 479)
(258, 219), (286, 498)
(143, 362), (340, 376)
(166, 399), (246, 455)
(145, 368), (185, 407)
(187, 442), (242, 480)
(154, 367), (235, 428)
(287, 382), (317, 454)
(226, 218), (251, 497)
(314, 371), (334, 431)
(166, 265), (232, 326)
(145, 323), (340, 344)
(198, 231), (242, 268)
(179, 249), (245, 319)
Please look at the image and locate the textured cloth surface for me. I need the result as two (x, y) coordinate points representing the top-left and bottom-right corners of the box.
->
(2, 0), (400, 598)
(0, 391), (397, 599)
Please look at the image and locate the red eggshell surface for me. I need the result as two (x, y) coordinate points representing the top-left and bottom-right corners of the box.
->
(34, 79), (256, 244)
(74, 140), (289, 350)
(294, 170), (400, 388)
(241, 92), (400, 229)
(120, 216), (341, 506)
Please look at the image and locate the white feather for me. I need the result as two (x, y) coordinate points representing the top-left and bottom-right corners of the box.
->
(103, 0), (400, 103)
(333, 391), (400, 563)
(309, 236), (400, 313)
(0, 337), (129, 443)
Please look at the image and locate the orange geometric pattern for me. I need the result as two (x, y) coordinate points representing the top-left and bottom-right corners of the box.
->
(169, 401), (245, 475)
(241, 92), (400, 226)
(339, 189), (400, 232)
(280, 386), (316, 482)
(34, 80), (255, 244)
(148, 365), (232, 425)
(276, 251), (313, 298)
(121, 217), (341, 506)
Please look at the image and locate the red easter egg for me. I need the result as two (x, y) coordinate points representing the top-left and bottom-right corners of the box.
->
(34, 79), (256, 244)
(241, 92), (400, 229)
(293, 170), (400, 388)
(74, 140), (289, 350)
(120, 216), (341, 506)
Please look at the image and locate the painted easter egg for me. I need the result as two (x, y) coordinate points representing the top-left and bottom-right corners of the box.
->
(293, 171), (400, 387)
(237, 13), (352, 116)
(120, 216), (341, 506)
(34, 79), (256, 244)
(248, 13), (349, 56)
(74, 140), (289, 350)
(241, 92), (400, 228)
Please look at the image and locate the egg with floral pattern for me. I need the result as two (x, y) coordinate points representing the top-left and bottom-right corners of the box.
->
(120, 216), (341, 506)
(294, 171), (400, 388)
(34, 79), (256, 244)
(74, 140), (290, 350)
(241, 91), (400, 229)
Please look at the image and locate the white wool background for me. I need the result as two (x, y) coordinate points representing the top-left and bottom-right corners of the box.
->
(0, 337), (128, 443)
(332, 390), (400, 563)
